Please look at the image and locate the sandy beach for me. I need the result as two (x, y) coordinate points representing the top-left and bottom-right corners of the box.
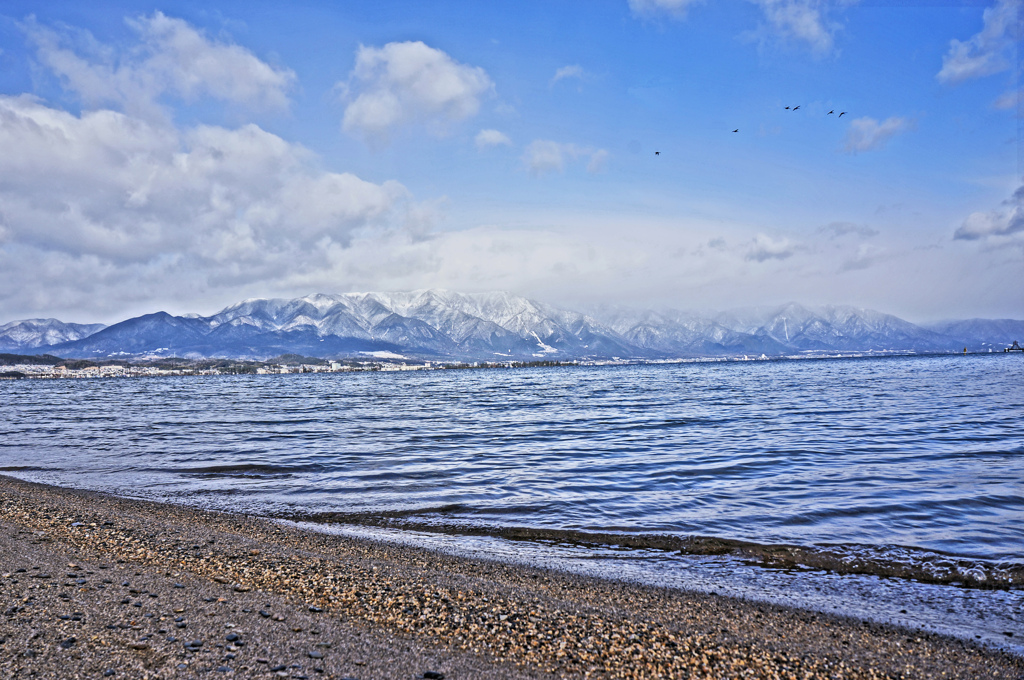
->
(0, 475), (1020, 680)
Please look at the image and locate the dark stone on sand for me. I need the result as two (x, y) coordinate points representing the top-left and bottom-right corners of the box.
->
(423, 672), (445, 679)
(308, 605), (323, 612)
(176, 622), (187, 628)
(58, 637), (76, 649)
(216, 666), (232, 673)
(259, 609), (271, 617)
(174, 583), (184, 588)
(1005, 632), (1015, 637)
(308, 650), (323, 659)
(225, 633), (239, 642)
(103, 670), (115, 677)
(270, 665), (287, 672)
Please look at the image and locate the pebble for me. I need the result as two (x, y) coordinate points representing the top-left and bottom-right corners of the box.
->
(2, 476), (1020, 680)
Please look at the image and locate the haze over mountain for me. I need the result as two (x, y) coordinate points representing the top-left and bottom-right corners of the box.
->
(2, 291), (1020, 362)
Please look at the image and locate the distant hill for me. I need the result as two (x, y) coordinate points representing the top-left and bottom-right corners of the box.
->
(924, 319), (1024, 351)
(0, 318), (106, 352)
(2, 291), (1021, 361)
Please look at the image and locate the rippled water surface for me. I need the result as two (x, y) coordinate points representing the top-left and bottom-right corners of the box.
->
(4, 353), (1024, 649)
(4, 356), (1019, 557)
(3, 354), (1021, 561)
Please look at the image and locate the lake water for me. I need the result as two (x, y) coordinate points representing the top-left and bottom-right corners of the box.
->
(2, 354), (1022, 652)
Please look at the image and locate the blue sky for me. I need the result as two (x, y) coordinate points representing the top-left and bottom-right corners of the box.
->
(0, 0), (1020, 323)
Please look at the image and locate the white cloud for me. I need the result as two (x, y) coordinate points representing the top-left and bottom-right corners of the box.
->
(628, 0), (704, 19)
(551, 64), (585, 86)
(818, 221), (879, 238)
(749, 0), (836, 54)
(0, 95), (409, 269)
(746, 233), (799, 261)
(993, 87), (1021, 110)
(340, 41), (493, 143)
(839, 243), (887, 272)
(25, 12), (295, 117)
(475, 129), (512, 150)
(587, 149), (610, 173)
(954, 185), (1024, 240)
(522, 140), (609, 176)
(631, 0), (837, 52)
(937, 0), (1021, 84)
(842, 116), (912, 153)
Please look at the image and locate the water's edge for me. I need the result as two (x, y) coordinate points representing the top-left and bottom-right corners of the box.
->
(277, 510), (1024, 589)
(282, 517), (1024, 659)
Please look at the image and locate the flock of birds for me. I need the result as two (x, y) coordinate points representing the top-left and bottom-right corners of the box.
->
(731, 105), (847, 133)
(654, 106), (849, 153)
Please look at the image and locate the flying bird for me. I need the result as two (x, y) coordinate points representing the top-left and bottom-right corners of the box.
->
(655, 151), (660, 155)
(839, 111), (846, 117)
(784, 106), (791, 110)
(828, 110), (834, 115)
(732, 129), (739, 132)
(793, 105), (800, 111)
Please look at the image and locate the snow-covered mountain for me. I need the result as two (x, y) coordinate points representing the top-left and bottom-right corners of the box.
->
(0, 318), (106, 353)
(3, 291), (1021, 360)
(712, 303), (951, 352)
(30, 291), (636, 360)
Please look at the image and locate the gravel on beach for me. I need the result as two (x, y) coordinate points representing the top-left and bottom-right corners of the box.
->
(0, 475), (1020, 680)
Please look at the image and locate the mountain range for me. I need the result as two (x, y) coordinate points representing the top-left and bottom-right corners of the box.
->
(2, 290), (1022, 361)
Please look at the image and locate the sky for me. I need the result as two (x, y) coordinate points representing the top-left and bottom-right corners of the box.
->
(0, 0), (1020, 324)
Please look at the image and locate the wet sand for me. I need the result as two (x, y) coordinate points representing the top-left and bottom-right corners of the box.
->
(0, 475), (1020, 679)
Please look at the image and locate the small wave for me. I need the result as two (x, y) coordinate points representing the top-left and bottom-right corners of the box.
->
(175, 462), (325, 477)
(275, 510), (1024, 589)
(0, 466), (60, 472)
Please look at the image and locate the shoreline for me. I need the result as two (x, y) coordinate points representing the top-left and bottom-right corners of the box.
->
(1, 349), (1004, 382)
(1, 476), (1021, 679)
